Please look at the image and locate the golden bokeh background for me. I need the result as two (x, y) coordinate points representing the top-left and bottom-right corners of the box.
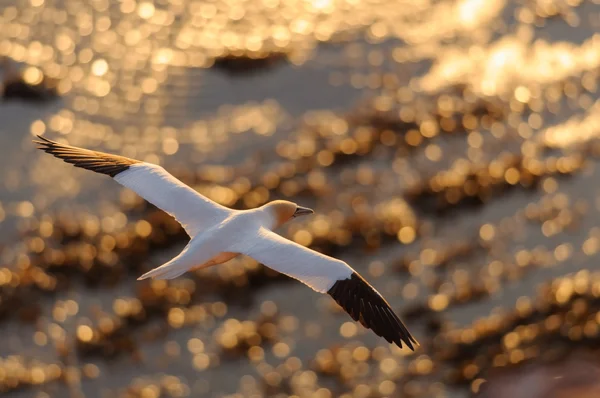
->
(0, 0), (600, 397)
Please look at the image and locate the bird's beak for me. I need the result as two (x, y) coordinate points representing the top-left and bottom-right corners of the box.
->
(293, 206), (314, 217)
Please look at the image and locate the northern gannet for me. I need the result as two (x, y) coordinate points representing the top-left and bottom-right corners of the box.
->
(35, 135), (417, 350)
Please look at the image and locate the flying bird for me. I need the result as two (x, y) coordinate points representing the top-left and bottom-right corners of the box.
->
(35, 135), (417, 350)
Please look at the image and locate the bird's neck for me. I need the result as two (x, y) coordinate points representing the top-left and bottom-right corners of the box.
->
(253, 206), (280, 230)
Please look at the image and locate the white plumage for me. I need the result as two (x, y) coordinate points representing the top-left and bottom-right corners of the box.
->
(114, 163), (229, 237)
(35, 135), (417, 350)
(238, 227), (353, 293)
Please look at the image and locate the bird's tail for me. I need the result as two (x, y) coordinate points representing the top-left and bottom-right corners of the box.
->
(137, 265), (188, 280)
(137, 254), (192, 280)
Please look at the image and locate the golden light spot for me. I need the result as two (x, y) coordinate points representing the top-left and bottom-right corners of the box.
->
(53, 305), (67, 322)
(415, 356), (433, 374)
(293, 230), (313, 246)
(340, 139), (357, 154)
(509, 349), (524, 363)
(380, 358), (398, 374)
(517, 301), (534, 323)
(162, 138), (179, 155)
(479, 224), (495, 241)
(100, 235), (116, 251)
(219, 332), (238, 349)
(420, 120), (439, 138)
(356, 167), (374, 185)
(555, 281), (574, 304)
(471, 378), (487, 394)
(261, 301), (277, 317)
(352, 346), (370, 362)
(340, 322), (357, 338)
(403, 283), (419, 299)
(397, 226), (416, 244)
(457, 0), (488, 27)
(168, 308), (185, 328)
(463, 363), (479, 379)
(94, 80), (111, 97)
(212, 302), (227, 317)
(461, 329), (476, 344)
(311, 0), (334, 10)
(280, 315), (299, 332)
(135, 220), (152, 237)
(265, 371), (282, 387)
(248, 346), (264, 362)
(468, 132), (483, 148)
(405, 130), (422, 146)
(153, 48), (174, 65)
(31, 367), (46, 384)
(140, 386), (160, 398)
(193, 353), (210, 370)
(528, 113), (543, 129)
(30, 120), (46, 136)
(554, 244), (572, 262)
(420, 248), (436, 265)
(91, 59), (108, 77)
(33, 331), (47, 346)
(515, 250), (531, 267)
(76, 325), (93, 342)
(379, 380), (396, 395)
(425, 144), (442, 162)
(22, 66), (43, 85)
(317, 150), (334, 166)
(188, 338), (205, 354)
(429, 294), (449, 311)
(504, 167), (520, 184)
(273, 342), (290, 358)
(137, 2), (155, 19)
(17, 201), (34, 217)
(584, 321), (598, 337)
(503, 332), (519, 349)
(583, 238), (598, 255)
(543, 178), (558, 193)
(83, 363), (100, 379)
(141, 78), (158, 94)
(493, 354), (508, 367)
(514, 86), (531, 103)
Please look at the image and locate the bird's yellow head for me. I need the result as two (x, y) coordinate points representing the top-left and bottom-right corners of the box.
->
(265, 200), (314, 227)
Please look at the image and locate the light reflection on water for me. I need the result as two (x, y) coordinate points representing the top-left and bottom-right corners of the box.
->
(0, 0), (600, 397)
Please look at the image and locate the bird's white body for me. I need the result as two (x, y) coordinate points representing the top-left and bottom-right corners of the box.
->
(35, 136), (416, 349)
(139, 208), (263, 281)
(115, 163), (354, 288)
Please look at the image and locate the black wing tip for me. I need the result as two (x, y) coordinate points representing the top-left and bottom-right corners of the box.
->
(33, 134), (54, 145)
(34, 135), (65, 151)
(328, 272), (418, 352)
(399, 331), (418, 351)
(33, 135), (74, 155)
(33, 135), (138, 177)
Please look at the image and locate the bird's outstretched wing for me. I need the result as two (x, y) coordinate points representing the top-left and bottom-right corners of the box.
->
(34, 135), (231, 237)
(238, 228), (417, 350)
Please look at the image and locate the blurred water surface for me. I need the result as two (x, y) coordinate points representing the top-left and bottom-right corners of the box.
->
(1, 0), (600, 397)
